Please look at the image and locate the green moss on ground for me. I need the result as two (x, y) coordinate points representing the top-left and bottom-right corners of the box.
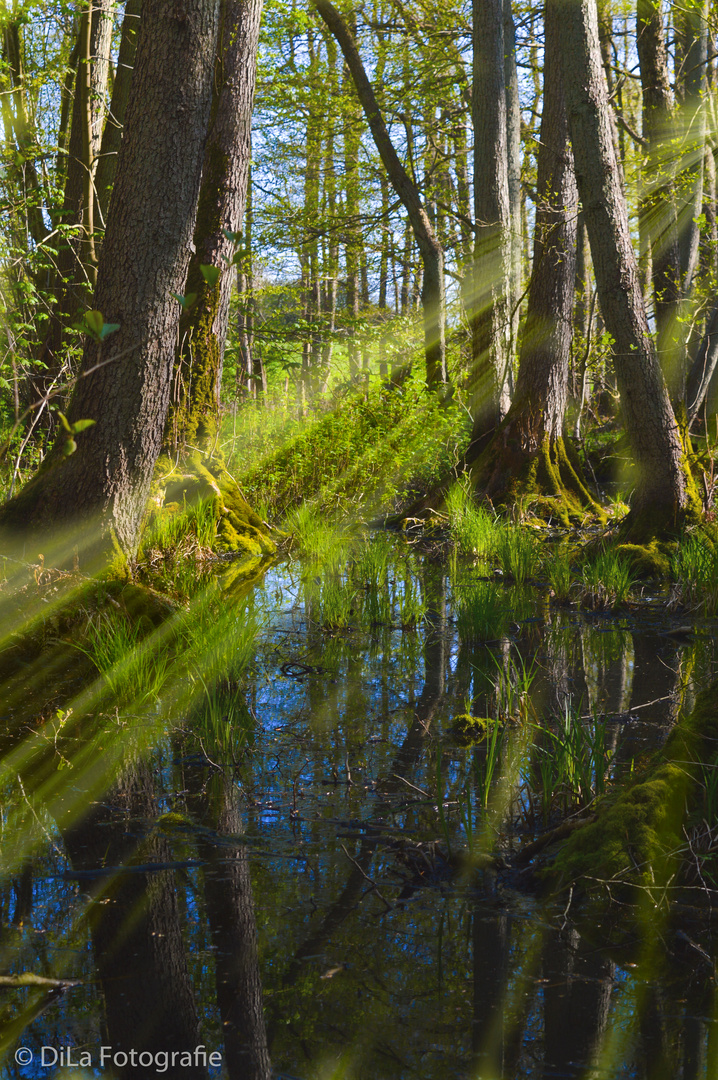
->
(150, 451), (275, 558)
(451, 714), (490, 746)
(469, 430), (604, 528)
(614, 540), (674, 579)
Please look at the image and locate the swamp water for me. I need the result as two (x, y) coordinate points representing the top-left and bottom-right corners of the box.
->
(2, 539), (718, 1079)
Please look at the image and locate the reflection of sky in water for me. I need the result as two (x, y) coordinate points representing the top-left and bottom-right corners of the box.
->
(4, 555), (718, 1078)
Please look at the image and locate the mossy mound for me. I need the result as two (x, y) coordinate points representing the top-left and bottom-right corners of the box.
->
(614, 540), (674, 579)
(150, 451), (275, 558)
(543, 679), (718, 898)
(451, 714), (490, 746)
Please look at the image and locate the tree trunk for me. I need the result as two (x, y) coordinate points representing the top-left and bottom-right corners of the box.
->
(196, 774), (272, 1080)
(313, 0), (446, 389)
(469, 0), (513, 447)
(0, 0), (221, 572)
(94, 0), (142, 227)
(504, 0), (523, 346)
(637, 0), (681, 384)
(58, 0), (114, 300)
(557, 0), (692, 538)
(61, 762), (209, 1080)
(160, 0), (272, 558)
(470, 0), (597, 523)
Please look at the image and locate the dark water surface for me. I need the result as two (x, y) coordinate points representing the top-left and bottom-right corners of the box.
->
(2, 550), (718, 1079)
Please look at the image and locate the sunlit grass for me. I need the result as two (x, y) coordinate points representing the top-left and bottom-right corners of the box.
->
(672, 531), (718, 615)
(445, 479), (498, 558)
(454, 582), (504, 642)
(580, 546), (636, 609)
(496, 523), (541, 584)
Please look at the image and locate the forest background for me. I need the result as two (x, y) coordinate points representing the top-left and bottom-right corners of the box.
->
(1, 0), (717, 564)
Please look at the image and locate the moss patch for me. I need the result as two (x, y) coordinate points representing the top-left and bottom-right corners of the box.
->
(470, 427), (604, 527)
(451, 714), (490, 746)
(149, 451), (275, 558)
(614, 540), (674, 579)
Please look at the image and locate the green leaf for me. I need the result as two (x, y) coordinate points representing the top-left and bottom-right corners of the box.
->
(56, 411), (72, 433)
(99, 321), (120, 341)
(72, 418), (96, 434)
(172, 291), (197, 310)
(83, 309), (105, 339)
(200, 264), (221, 287)
(223, 228), (242, 245)
(63, 438), (77, 457)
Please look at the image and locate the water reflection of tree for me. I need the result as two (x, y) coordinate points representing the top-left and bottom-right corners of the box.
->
(60, 761), (208, 1079)
(192, 772), (271, 1080)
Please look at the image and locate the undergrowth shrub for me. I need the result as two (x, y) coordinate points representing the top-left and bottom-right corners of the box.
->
(236, 375), (468, 522)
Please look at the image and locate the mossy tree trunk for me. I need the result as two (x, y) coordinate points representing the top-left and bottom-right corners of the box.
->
(470, 5), (598, 524)
(0, 0), (221, 573)
(160, 0), (274, 559)
(557, 0), (693, 539)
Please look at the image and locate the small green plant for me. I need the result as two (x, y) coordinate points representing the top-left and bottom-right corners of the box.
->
(305, 571), (357, 631)
(546, 547), (574, 603)
(352, 535), (393, 626)
(393, 563), (424, 629)
(77, 616), (171, 707)
(285, 504), (346, 569)
(473, 716), (506, 810)
(526, 704), (614, 824)
(673, 532), (718, 615)
(580, 547), (636, 609)
(496, 525), (540, 584)
(446, 480), (498, 558)
(192, 682), (253, 767)
(490, 651), (537, 723)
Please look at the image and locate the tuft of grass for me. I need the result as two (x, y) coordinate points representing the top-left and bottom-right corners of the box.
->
(580, 547), (636, 609)
(140, 497), (217, 561)
(76, 616), (171, 707)
(284, 504), (346, 569)
(192, 683), (254, 767)
(446, 480), (499, 558)
(672, 532), (718, 615)
(526, 704), (614, 826)
(496, 525), (541, 584)
(546, 547), (574, 603)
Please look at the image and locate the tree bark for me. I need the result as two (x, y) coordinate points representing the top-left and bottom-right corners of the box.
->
(61, 762), (208, 1080)
(165, 0), (264, 454)
(504, 0), (523, 346)
(556, 0), (690, 537)
(94, 0), (143, 227)
(196, 774), (272, 1080)
(469, 0), (513, 446)
(470, 0), (595, 522)
(637, 0), (681, 379)
(313, 0), (446, 388)
(59, 0), (114, 298)
(0, 0), (221, 571)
